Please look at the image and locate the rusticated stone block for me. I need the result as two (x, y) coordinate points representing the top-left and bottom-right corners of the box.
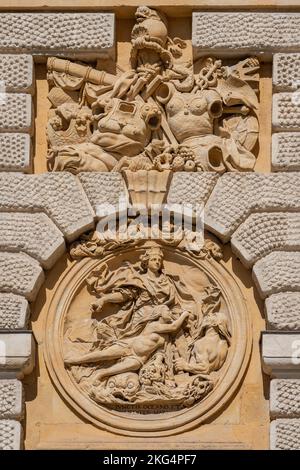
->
(262, 332), (300, 377)
(273, 93), (300, 132)
(0, 134), (31, 172)
(0, 252), (44, 301)
(273, 54), (300, 92)
(271, 419), (300, 450)
(167, 172), (219, 208)
(78, 172), (127, 218)
(0, 293), (29, 329)
(0, 332), (34, 377)
(0, 172), (94, 241)
(0, 420), (22, 450)
(0, 380), (23, 420)
(0, 13), (115, 59)
(192, 12), (300, 58)
(253, 252), (300, 299)
(0, 94), (32, 134)
(231, 213), (300, 268)
(0, 55), (34, 94)
(0, 213), (65, 269)
(266, 292), (300, 331)
(271, 379), (300, 418)
(272, 133), (300, 171)
(204, 173), (300, 242)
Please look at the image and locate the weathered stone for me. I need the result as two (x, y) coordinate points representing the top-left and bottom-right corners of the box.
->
(262, 332), (300, 378)
(0, 213), (65, 269)
(0, 380), (23, 420)
(272, 133), (300, 171)
(193, 12), (300, 58)
(0, 94), (32, 134)
(270, 418), (300, 450)
(0, 294), (29, 329)
(205, 173), (300, 242)
(266, 292), (300, 331)
(0, 332), (34, 377)
(0, 252), (44, 301)
(78, 172), (127, 218)
(0, 13), (115, 60)
(0, 134), (31, 172)
(273, 53), (300, 92)
(0, 419), (22, 450)
(231, 213), (300, 268)
(167, 172), (219, 208)
(253, 251), (300, 299)
(273, 93), (300, 132)
(271, 379), (300, 419)
(0, 173), (94, 241)
(0, 55), (34, 94)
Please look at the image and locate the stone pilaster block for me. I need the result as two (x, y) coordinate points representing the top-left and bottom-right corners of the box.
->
(272, 133), (300, 171)
(271, 419), (300, 450)
(0, 332), (34, 377)
(0, 420), (22, 450)
(273, 93), (300, 132)
(0, 252), (44, 301)
(0, 294), (29, 329)
(0, 94), (33, 134)
(265, 292), (300, 331)
(0, 380), (23, 420)
(0, 55), (34, 94)
(271, 379), (300, 419)
(273, 53), (300, 92)
(262, 332), (300, 378)
(0, 133), (31, 172)
(0, 212), (65, 269)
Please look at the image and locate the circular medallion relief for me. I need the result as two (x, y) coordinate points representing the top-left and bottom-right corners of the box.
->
(44, 242), (251, 436)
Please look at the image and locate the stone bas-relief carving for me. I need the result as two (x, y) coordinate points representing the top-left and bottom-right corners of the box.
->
(46, 6), (259, 174)
(64, 245), (229, 409)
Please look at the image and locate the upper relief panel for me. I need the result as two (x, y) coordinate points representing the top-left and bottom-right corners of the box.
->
(46, 6), (260, 175)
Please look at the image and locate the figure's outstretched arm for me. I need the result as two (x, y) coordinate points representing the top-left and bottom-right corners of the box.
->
(90, 291), (127, 313)
(158, 311), (190, 334)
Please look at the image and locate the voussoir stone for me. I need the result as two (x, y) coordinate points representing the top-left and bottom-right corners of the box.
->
(0, 55), (34, 94)
(266, 292), (300, 331)
(193, 12), (300, 58)
(0, 293), (29, 329)
(167, 172), (219, 208)
(272, 133), (300, 171)
(0, 419), (22, 450)
(271, 419), (300, 450)
(78, 172), (127, 218)
(0, 134), (31, 172)
(0, 94), (32, 134)
(204, 173), (300, 242)
(0, 212), (65, 269)
(0, 380), (23, 420)
(273, 53), (300, 92)
(0, 13), (115, 60)
(0, 252), (44, 301)
(273, 93), (300, 132)
(271, 379), (300, 419)
(231, 213), (300, 268)
(253, 251), (300, 299)
(0, 172), (94, 241)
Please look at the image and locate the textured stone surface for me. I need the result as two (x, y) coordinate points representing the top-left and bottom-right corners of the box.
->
(0, 380), (23, 420)
(273, 93), (300, 132)
(0, 13), (115, 59)
(0, 173), (94, 241)
(270, 419), (300, 450)
(0, 294), (29, 329)
(266, 292), (300, 331)
(253, 251), (300, 299)
(0, 55), (34, 93)
(204, 173), (300, 242)
(167, 172), (219, 208)
(231, 213), (300, 268)
(271, 379), (300, 418)
(78, 172), (126, 217)
(193, 12), (300, 57)
(0, 212), (65, 269)
(272, 133), (300, 171)
(0, 94), (32, 133)
(0, 420), (22, 450)
(0, 134), (31, 172)
(273, 53), (300, 92)
(262, 332), (300, 378)
(0, 332), (34, 377)
(0, 252), (44, 301)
